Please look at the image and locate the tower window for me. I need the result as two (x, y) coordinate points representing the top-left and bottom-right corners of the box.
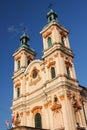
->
(16, 113), (19, 120)
(27, 60), (30, 65)
(54, 97), (58, 103)
(17, 88), (20, 98)
(18, 60), (20, 69)
(66, 66), (71, 77)
(47, 37), (52, 47)
(51, 67), (56, 79)
(49, 17), (52, 22)
(61, 37), (65, 46)
(35, 113), (42, 128)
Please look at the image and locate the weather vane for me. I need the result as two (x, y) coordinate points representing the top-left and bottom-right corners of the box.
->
(23, 27), (27, 33)
(48, 3), (53, 9)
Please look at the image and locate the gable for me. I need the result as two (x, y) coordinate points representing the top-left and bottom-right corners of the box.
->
(24, 60), (43, 93)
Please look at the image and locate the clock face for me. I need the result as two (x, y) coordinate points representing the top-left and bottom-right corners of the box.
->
(32, 70), (38, 78)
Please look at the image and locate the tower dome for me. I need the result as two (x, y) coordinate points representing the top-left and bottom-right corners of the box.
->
(47, 8), (58, 23)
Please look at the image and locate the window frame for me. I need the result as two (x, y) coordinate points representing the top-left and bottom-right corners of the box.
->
(61, 36), (65, 46)
(66, 66), (71, 77)
(18, 60), (20, 69)
(35, 113), (42, 129)
(27, 59), (30, 65)
(47, 37), (52, 47)
(51, 66), (56, 79)
(17, 87), (20, 98)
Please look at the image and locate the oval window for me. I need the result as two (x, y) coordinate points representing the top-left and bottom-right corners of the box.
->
(33, 70), (38, 78)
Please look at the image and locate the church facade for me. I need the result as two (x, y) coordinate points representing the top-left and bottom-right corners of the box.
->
(11, 8), (87, 130)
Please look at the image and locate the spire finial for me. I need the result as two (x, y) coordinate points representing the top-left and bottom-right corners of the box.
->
(23, 27), (27, 34)
(48, 3), (52, 10)
(20, 27), (30, 47)
(47, 4), (57, 23)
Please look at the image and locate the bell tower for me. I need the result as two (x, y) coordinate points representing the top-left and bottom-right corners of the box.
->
(12, 32), (36, 126)
(13, 32), (36, 75)
(40, 8), (78, 85)
(39, 8), (86, 130)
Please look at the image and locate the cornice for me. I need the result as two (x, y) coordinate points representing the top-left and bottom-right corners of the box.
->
(40, 21), (69, 35)
(42, 43), (73, 59)
(12, 67), (26, 80)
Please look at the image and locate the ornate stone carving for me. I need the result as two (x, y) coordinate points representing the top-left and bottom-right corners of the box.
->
(51, 102), (62, 112)
(60, 31), (67, 37)
(43, 60), (47, 65)
(43, 31), (51, 38)
(47, 61), (55, 68)
(14, 119), (21, 126)
(41, 67), (45, 72)
(60, 53), (64, 57)
(25, 76), (29, 81)
(66, 91), (72, 100)
(29, 77), (41, 86)
(44, 100), (52, 108)
(29, 67), (41, 85)
(13, 113), (21, 127)
(54, 53), (58, 58)
(15, 56), (21, 61)
(26, 111), (30, 116)
(31, 106), (42, 113)
(30, 67), (39, 77)
(20, 112), (23, 117)
(64, 57), (72, 67)
(51, 95), (62, 112)
(59, 95), (65, 100)
(72, 95), (82, 112)
(15, 82), (21, 88)
(49, 57), (53, 62)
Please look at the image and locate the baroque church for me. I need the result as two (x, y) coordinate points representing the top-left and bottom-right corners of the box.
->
(10, 8), (87, 130)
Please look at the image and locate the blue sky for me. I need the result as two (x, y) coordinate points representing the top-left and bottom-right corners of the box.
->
(0, 0), (87, 129)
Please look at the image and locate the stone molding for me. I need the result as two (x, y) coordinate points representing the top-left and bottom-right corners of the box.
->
(31, 106), (42, 113)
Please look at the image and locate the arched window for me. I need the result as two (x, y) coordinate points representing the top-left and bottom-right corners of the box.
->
(17, 88), (20, 98)
(18, 60), (20, 69)
(49, 17), (52, 22)
(54, 96), (58, 103)
(27, 60), (30, 65)
(51, 67), (56, 79)
(66, 66), (71, 77)
(61, 37), (65, 46)
(35, 113), (42, 128)
(16, 113), (19, 120)
(47, 37), (52, 47)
